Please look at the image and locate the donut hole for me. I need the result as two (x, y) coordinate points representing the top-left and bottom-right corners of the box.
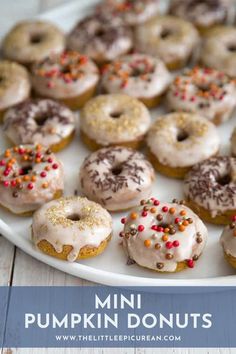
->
(30, 33), (44, 44)
(228, 45), (236, 52)
(177, 130), (189, 142)
(95, 28), (106, 38)
(34, 113), (50, 126)
(111, 164), (123, 175)
(160, 28), (173, 40)
(67, 214), (81, 221)
(110, 111), (123, 119)
(61, 65), (72, 75)
(20, 165), (33, 175)
(216, 174), (231, 186)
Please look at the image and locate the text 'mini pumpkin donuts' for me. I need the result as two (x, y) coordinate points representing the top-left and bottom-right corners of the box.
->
(3, 99), (76, 153)
(200, 26), (236, 78)
(169, 0), (231, 33)
(220, 216), (236, 268)
(32, 196), (113, 262)
(166, 67), (236, 125)
(146, 112), (220, 179)
(3, 20), (65, 66)
(79, 147), (155, 212)
(0, 145), (64, 215)
(120, 198), (208, 273)
(0, 61), (31, 121)
(101, 53), (171, 108)
(96, 0), (161, 26)
(67, 14), (133, 65)
(184, 156), (236, 225)
(80, 94), (151, 150)
(135, 15), (200, 70)
(31, 51), (99, 110)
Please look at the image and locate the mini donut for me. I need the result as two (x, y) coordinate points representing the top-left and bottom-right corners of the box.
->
(3, 99), (76, 153)
(96, 0), (161, 26)
(0, 61), (31, 121)
(184, 156), (236, 225)
(200, 26), (236, 78)
(80, 94), (151, 150)
(32, 196), (112, 262)
(67, 14), (133, 65)
(135, 15), (200, 70)
(166, 66), (236, 125)
(79, 147), (155, 212)
(169, 0), (231, 33)
(31, 51), (99, 110)
(231, 128), (236, 157)
(121, 198), (208, 273)
(2, 20), (65, 66)
(220, 216), (236, 268)
(0, 145), (64, 215)
(146, 112), (220, 179)
(101, 54), (171, 108)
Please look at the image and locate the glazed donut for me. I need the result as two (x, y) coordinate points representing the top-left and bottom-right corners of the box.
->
(79, 147), (155, 212)
(31, 51), (99, 110)
(67, 14), (133, 65)
(231, 128), (236, 157)
(220, 216), (236, 268)
(166, 66), (236, 125)
(0, 61), (31, 121)
(80, 94), (151, 150)
(3, 99), (75, 153)
(147, 112), (220, 179)
(101, 54), (171, 108)
(3, 21), (65, 66)
(0, 145), (64, 215)
(200, 26), (236, 78)
(135, 15), (200, 70)
(96, 0), (161, 26)
(32, 196), (112, 262)
(121, 198), (208, 273)
(184, 156), (236, 225)
(169, 0), (231, 33)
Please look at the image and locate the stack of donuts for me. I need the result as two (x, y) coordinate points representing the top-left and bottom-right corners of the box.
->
(0, 0), (236, 274)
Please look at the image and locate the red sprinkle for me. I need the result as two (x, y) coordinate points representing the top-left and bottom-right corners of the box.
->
(3, 169), (10, 177)
(36, 152), (42, 159)
(3, 181), (9, 187)
(232, 215), (236, 222)
(151, 225), (158, 231)
(138, 225), (145, 232)
(162, 206), (168, 212)
(154, 200), (160, 206)
(121, 218), (126, 224)
(52, 163), (58, 169)
(157, 226), (164, 232)
(187, 259), (194, 268)
(11, 180), (17, 187)
(142, 211), (148, 217)
(175, 217), (181, 224)
(173, 240), (180, 247)
(18, 148), (25, 155)
(166, 242), (173, 249)
(40, 171), (47, 178)
(48, 158), (53, 163)
(27, 183), (34, 190)
(0, 160), (6, 166)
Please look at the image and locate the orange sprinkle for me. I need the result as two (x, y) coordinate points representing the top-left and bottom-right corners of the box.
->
(144, 239), (151, 248)
(45, 166), (50, 171)
(130, 212), (137, 220)
(5, 150), (11, 158)
(179, 225), (185, 232)
(23, 155), (29, 161)
(183, 220), (189, 226)
(16, 178), (22, 184)
(155, 243), (161, 250)
(31, 176), (37, 182)
(23, 175), (30, 182)
(13, 147), (18, 152)
(42, 182), (48, 189)
(150, 207), (156, 213)
(162, 235), (168, 242)
(35, 158), (41, 163)
(169, 207), (175, 214)
(164, 228), (170, 233)
(36, 144), (42, 151)
(180, 210), (186, 216)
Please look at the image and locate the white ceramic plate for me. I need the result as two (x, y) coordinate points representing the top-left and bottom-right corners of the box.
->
(0, 0), (236, 287)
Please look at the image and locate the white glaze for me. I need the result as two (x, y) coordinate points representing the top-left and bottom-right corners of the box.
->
(0, 61), (31, 111)
(200, 26), (236, 78)
(102, 53), (171, 99)
(31, 51), (99, 99)
(184, 156), (236, 218)
(97, 0), (161, 26)
(79, 147), (155, 211)
(166, 67), (236, 123)
(3, 21), (65, 65)
(135, 15), (200, 68)
(0, 145), (64, 214)
(147, 112), (220, 168)
(221, 224), (236, 257)
(170, 0), (230, 28)
(3, 99), (76, 148)
(67, 14), (132, 63)
(231, 127), (236, 157)
(123, 201), (208, 272)
(80, 94), (151, 145)
(32, 196), (113, 262)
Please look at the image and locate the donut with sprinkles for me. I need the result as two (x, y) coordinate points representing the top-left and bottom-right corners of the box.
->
(121, 198), (208, 273)
(220, 215), (236, 268)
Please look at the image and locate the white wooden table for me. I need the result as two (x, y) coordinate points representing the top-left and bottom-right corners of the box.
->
(0, 1), (235, 353)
